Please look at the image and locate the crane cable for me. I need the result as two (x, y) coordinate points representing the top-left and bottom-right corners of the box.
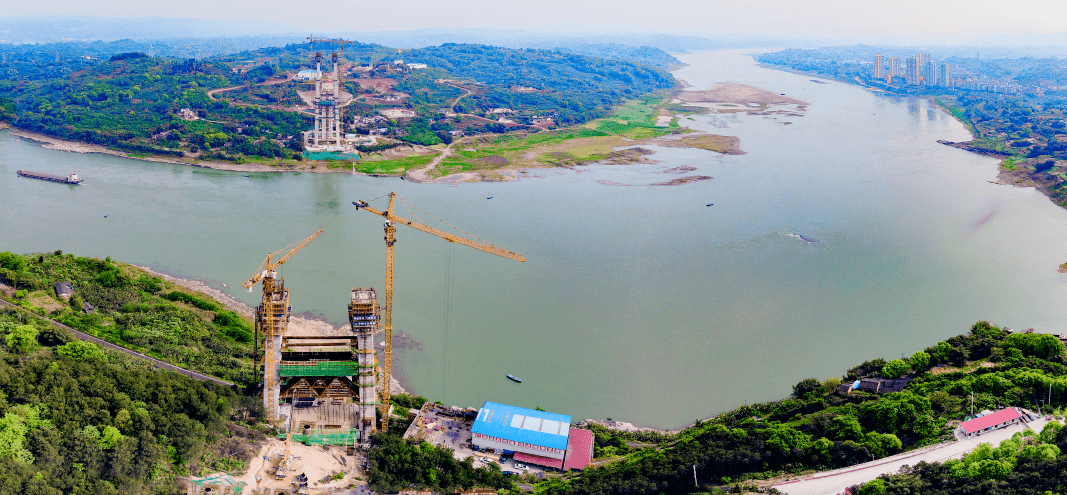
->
(398, 195), (498, 248)
(442, 242), (455, 402)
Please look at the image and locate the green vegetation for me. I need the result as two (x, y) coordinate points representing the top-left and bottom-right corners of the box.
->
(0, 305), (263, 494)
(0, 251), (255, 383)
(368, 433), (513, 493)
(863, 423), (1067, 493)
(526, 321), (1067, 494)
(0, 39), (678, 166)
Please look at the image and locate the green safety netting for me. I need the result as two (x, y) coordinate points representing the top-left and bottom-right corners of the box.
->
(303, 151), (360, 161)
(279, 429), (360, 445)
(279, 362), (359, 376)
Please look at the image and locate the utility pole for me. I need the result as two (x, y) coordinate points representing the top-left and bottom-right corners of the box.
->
(693, 465), (698, 487)
(971, 392), (974, 416)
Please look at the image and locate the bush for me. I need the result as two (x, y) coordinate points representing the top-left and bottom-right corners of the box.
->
(793, 378), (821, 398)
(56, 340), (108, 361)
(162, 291), (220, 311)
(881, 359), (910, 379)
(5, 324), (38, 353)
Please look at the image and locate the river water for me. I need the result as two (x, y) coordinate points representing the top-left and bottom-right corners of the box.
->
(3, 49), (1067, 429)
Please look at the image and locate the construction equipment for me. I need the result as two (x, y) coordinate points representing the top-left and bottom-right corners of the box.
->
(243, 229), (324, 422)
(304, 36), (354, 149)
(352, 193), (524, 430)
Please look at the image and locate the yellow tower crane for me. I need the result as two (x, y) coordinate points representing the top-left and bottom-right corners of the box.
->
(353, 193), (524, 430)
(242, 229), (324, 422)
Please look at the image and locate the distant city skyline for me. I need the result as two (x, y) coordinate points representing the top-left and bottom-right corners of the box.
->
(7, 0), (1067, 44)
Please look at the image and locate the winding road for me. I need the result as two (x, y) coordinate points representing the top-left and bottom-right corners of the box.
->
(0, 299), (235, 387)
(772, 419), (1047, 495)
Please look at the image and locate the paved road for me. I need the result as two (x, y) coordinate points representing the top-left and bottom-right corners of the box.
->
(1, 299), (235, 387)
(773, 422), (1035, 495)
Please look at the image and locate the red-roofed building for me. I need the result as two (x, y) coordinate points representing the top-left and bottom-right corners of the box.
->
(563, 428), (593, 471)
(513, 452), (564, 469)
(512, 428), (594, 471)
(959, 407), (1024, 436)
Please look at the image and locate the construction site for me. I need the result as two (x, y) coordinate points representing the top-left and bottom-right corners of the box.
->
(191, 192), (539, 495)
(298, 37), (375, 154)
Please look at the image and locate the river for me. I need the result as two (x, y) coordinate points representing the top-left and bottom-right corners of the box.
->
(3, 49), (1067, 429)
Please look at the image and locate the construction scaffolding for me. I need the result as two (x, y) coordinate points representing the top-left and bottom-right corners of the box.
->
(349, 287), (380, 445)
(257, 276), (289, 422)
(304, 37), (352, 150)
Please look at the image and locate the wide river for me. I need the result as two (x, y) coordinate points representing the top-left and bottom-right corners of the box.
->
(3, 50), (1067, 428)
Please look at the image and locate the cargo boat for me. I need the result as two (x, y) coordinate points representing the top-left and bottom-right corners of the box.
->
(507, 374), (521, 383)
(16, 170), (83, 184)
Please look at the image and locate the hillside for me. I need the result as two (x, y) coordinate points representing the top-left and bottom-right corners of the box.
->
(0, 40), (677, 167)
(0, 303), (264, 495)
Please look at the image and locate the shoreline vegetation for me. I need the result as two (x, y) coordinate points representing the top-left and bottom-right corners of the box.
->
(4, 82), (808, 185)
(4, 257), (1067, 493)
(756, 50), (1067, 215)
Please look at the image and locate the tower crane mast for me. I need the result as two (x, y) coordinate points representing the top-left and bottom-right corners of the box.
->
(242, 229), (324, 422)
(353, 193), (524, 430)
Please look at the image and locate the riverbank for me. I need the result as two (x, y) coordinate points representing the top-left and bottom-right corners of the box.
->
(759, 62), (1067, 214)
(9, 128), (368, 175)
(132, 264), (409, 395)
(6, 94), (744, 186)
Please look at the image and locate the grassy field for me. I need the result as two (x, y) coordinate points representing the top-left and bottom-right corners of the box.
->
(421, 96), (701, 179)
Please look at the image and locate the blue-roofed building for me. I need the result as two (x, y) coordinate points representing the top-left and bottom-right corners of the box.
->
(472, 401), (571, 461)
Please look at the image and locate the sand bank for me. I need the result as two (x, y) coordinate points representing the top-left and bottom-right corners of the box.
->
(677, 82), (808, 106)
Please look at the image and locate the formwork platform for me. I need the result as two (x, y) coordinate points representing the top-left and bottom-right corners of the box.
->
(279, 361), (361, 377)
(349, 288), (380, 445)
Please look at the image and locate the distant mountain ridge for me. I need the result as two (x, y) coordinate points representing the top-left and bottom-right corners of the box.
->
(0, 15), (302, 43)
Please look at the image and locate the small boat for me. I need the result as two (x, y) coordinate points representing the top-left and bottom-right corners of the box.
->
(242, 175), (250, 177)
(507, 374), (521, 383)
(706, 203), (713, 206)
(487, 196), (493, 199)
(103, 214), (108, 218)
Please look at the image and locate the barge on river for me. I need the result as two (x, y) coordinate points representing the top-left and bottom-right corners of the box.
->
(16, 170), (83, 184)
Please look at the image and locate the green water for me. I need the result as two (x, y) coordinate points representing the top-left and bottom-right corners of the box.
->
(4, 50), (1067, 428)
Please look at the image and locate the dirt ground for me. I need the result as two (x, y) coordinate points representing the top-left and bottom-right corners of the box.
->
(26, 291), (65, 312)
(234, 438), (363, 493)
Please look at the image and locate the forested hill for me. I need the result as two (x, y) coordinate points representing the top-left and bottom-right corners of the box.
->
(0, 39), (678, 161)
(554, 43), (685, 71)
(403, 43), (676, 97)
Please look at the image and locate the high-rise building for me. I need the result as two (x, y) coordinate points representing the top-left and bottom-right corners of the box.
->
(874, 54), (885, 79)
(925, 61), (938, 86)
(906, 56), (919, 85)
(917, 53), (931, 84)
(888, 57), (900, 83)
(938, 64), (952, 88)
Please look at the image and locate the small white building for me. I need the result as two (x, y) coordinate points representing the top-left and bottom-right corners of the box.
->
(294, 69), (322, 81)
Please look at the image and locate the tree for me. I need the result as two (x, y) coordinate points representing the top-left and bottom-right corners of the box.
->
(5, 325), (38, 353)
(793, 378), (821, 398)
(858, 478), (886, 494)
(881, 359), (909, 379)
(933, 341), (951, 364)
(99, 426), (122, 450)
(55, 341), (107, 361)
(909, 351), (931, 372)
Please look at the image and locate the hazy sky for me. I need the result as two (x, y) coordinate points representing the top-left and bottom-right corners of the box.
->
(16, 0), (1067, 43)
